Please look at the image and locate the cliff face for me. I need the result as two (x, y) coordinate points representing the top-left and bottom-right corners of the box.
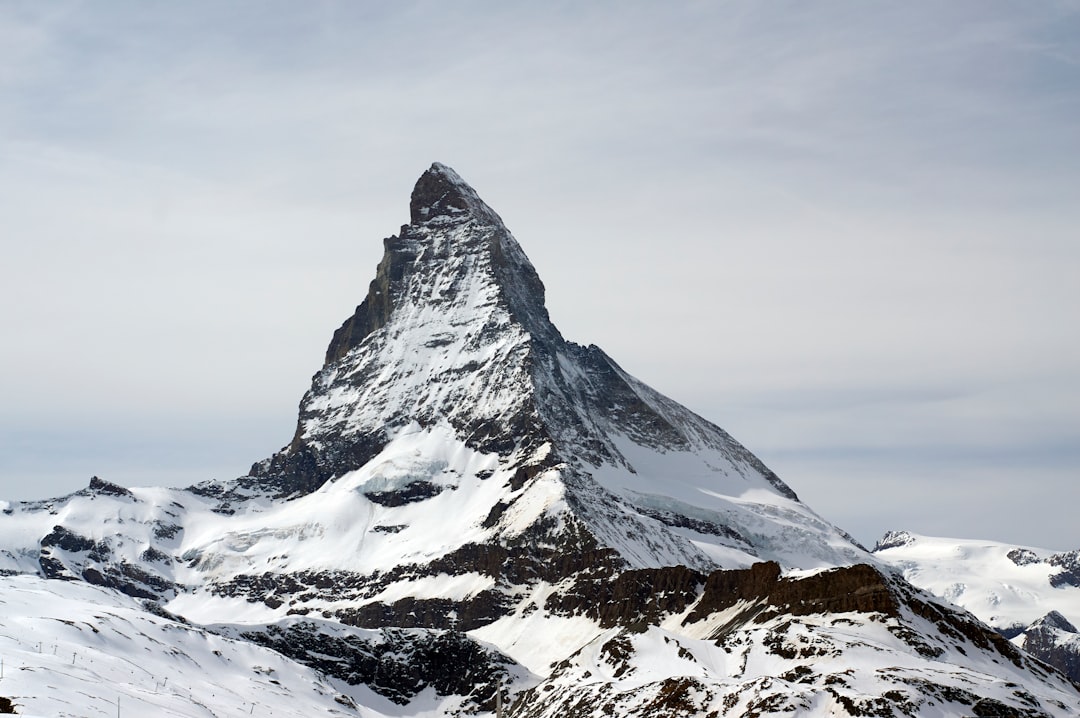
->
(228, 162), (860, 575)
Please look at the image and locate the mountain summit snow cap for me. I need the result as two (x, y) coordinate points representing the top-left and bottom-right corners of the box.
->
(409, 162), (502, 226)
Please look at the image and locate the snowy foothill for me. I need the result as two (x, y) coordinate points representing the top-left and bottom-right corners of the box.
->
(0, 574), (376, 717)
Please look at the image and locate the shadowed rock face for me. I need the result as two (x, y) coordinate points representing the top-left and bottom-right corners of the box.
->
(687, 562), (899, 625)
(241, 162), (801, 506)
(1020, 612), (1080, 683)
(1049, 551), (1080, 589)
(237, 622), (512, 711)
(550, 562), (900, 630)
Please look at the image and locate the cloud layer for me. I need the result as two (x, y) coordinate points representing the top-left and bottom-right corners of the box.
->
(2, 1), (1078, 549)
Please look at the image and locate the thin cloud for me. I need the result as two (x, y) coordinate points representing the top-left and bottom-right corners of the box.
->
(1, 1), (1077, 550)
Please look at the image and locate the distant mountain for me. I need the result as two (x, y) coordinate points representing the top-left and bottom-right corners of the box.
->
(875, 530), (1080, 684)
(1, 165), (1077, 716)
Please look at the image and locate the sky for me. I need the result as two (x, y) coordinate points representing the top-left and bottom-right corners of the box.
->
(1, 1), (1078, 551)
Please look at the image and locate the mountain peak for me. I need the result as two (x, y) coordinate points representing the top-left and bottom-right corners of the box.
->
(1033, 610), (1079, 634)
(409, 162), (499, 225)
(322, 163), (549, 370)
(235, 163), (858, 571)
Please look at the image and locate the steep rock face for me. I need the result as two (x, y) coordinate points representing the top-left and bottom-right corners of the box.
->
(223, 163), (861, 574)
(1020, 612), (1080, 684)
(247, 164), (794, 499)
(229, 619), (519, 712)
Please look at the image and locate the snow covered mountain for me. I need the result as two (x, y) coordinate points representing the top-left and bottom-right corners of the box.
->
(230, 162), (865, 573)
(875, 530), (1080, 683)
(1, 164), (1078, 716)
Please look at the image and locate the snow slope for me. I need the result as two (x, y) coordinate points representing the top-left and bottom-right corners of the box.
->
(874, 530), (1080, 633)
(0, 574), (373, 717)
(875, 530), (1080, 683)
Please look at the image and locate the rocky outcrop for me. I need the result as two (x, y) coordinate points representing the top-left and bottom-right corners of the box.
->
(237, 621), (513, 711)
(873, 530), (916, 552)
(1020, 611), (1080, 683)
(680, 562), (898, 627)
(546, 565), (706, 627)
(1050, 551), (1080, 589)
(86, 476), (133, 498)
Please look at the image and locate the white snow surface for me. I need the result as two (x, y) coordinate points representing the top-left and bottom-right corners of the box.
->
(0, 574), (382, 717)
(874, 531), (1080, 631)
(590, 433), (867, 570)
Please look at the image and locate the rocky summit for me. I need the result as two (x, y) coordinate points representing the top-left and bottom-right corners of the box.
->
(1, 164), (1078, 716)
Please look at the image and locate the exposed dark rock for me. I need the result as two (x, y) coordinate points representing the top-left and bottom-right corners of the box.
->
(1000, 623), (1029, 640)
(546, 562), (905, 639)
(81, 562), (174, 600)
(409, 162), (488, 225)
(239, 622), (511, 710)
(893, 581), (1027, 668)
(636, 506), (751, 543)
(682, 561), (902, 626)
(208, 517), (623, 619)
(364, 481), (446, 507)
(971, 697), (1046, 718)
(140, 546), (171, 563)
(482, 500), (511, 528)
(336, 591), (508, 632)
(546, 565), (706, 628)
(40, 525), (102, 554)
(38, 554), (70, 580)
(322, 229), (420, 368)
(873, 530), (915, 552)
(1019, 611), (1080, 683)
(1008, 548), (1042, 567)
(243, 429), (388, 500)
(141, 600), (189, 624)
(87, 476), (133, 498)
(1049, 550), (1080, 589)
(152, 522), (182, 540)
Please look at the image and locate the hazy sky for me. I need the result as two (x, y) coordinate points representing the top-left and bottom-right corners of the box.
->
(2, 1), (1078, 550)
